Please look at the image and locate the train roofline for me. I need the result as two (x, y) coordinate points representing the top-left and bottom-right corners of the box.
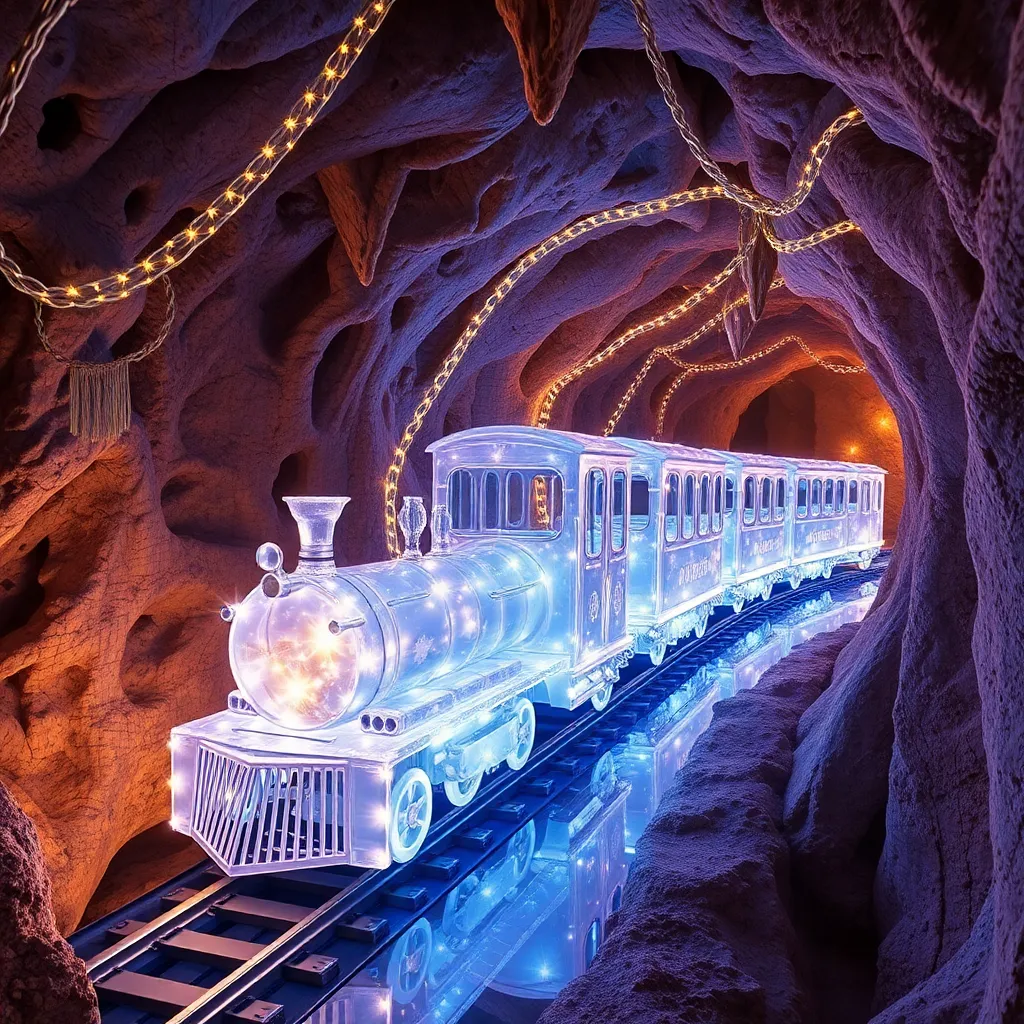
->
(427, 425), (635, 458)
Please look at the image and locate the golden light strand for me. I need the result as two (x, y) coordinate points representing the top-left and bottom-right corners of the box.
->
(0, 0), (393, 307)
(656, 335), (866, 436)
(381, 105), (865, 553)
(533, 250), (751, 430)
(382, 184), (728, 555)
(602, 278), (785, 436)
(599, 220), (860, 436)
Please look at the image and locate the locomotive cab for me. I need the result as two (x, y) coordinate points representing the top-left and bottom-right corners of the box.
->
(428, 426), (636, 712)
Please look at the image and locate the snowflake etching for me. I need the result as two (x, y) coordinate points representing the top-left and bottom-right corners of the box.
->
(413, 635), (432, 664)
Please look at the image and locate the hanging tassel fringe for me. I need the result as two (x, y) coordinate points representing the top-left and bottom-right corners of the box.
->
(34, 275), (176, 443)
(69, 359), (131, 440)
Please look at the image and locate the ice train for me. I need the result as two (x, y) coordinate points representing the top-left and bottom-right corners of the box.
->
(170, 426), (884, 873)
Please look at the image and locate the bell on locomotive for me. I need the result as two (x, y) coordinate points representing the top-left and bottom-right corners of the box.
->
(224, 496), (385, 731)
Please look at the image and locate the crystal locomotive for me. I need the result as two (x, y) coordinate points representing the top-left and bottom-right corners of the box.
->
(170, 425), (884, 873)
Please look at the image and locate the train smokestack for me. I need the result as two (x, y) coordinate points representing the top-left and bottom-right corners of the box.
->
(283, 496), (350, 573)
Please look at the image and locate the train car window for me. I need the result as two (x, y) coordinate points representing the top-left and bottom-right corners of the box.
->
(837, 479), (846, 514)
(862, 480), (871, 512)
(811, 479), (822, 516)
(611, 470), (627, 551)
(824, 479), (835, 516)
(724, 478), (735, 516)
(683, 474), (696, 539)
(699, 475), (710, 535)
(449, 469), (475, 530)
(586, 469), (605, 557)
(743, 476), (756, 526)
(759, 477), (771, 524)
(797, 478), (808, 518)
(483, 470), (500, 529)
(506, 471), (525, 528)
(630, 475), (651, 530)
(774, 478), (786, 521)
(529, 473), (564, 532)
(876, 481), (883, 511)
(713, 475), (723, 532)
(585, 918), (602, 969)
(665, 473), (680, 542)
(848, 479), (858, 512)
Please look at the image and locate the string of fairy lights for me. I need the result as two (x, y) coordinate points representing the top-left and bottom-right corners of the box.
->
(2, 0), (872, 555)
(382, 171), (863, 553)
(538, 220), (860, 434)
(654, 335), (867, 437)
(0, 0), (394, 307)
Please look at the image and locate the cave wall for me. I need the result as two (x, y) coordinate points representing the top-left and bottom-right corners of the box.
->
(0, 1), (1021, 1021)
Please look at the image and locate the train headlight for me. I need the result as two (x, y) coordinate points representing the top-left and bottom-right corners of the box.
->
(227, 580), (381, 730)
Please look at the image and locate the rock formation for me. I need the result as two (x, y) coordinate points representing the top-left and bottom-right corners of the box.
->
(0, 780), (99, 1023)
(0, 0), (1020, 1021)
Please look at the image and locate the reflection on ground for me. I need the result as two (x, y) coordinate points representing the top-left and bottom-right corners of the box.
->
(305, 581), (878, 1024)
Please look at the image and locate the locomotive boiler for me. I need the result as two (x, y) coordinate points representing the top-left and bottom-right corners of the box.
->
(226, 496), (549, 731)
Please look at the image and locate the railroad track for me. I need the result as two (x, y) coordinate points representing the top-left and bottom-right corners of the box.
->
(73, 559), (886, 1024)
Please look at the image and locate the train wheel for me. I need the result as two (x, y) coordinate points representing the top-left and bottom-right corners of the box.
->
(387, 917), (432, 1004)
(508, 819), (537, 886)
(443, 773), (482, 807)
(790, 575), (800, 590)
(442, 874), (479, 937)
(823, 564), (833, 579)
(506, 698), (536, 771)
(694, 610), (709, 639)
(591, 682), (613, 711)
(732, 598), (745, 614)
(858, 557), (872, 570)
(648, 640), (667, 666)
(389, 768), (432, 863)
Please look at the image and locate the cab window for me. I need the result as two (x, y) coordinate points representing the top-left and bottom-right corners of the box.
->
(724, 478), (735, 517)
(506, 472), (525, 528)
(630, 475), (651, 530)
(483, 470), (500, 529)
(774, 479), (786, 522)
(743, 476), (756, 526)
(586, 469), (605, 557)
(665, 473), (680, 542)
(836, 479), (846, 514)
(797, 478), (808, 518)
(683, 474), (696, 539)
(862, 480), (871, 512)
(611, 470), (627, 552)
(449, 469), (475, 530)
(712, 475), (723, 532)
(699, 475), (710, 536)
(824, 479), (835, 516)
(811, 479), (822, 517)
(759, 477), (772, 524)
(876, 482), (883, 511)
(848, 479), (859, 512)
